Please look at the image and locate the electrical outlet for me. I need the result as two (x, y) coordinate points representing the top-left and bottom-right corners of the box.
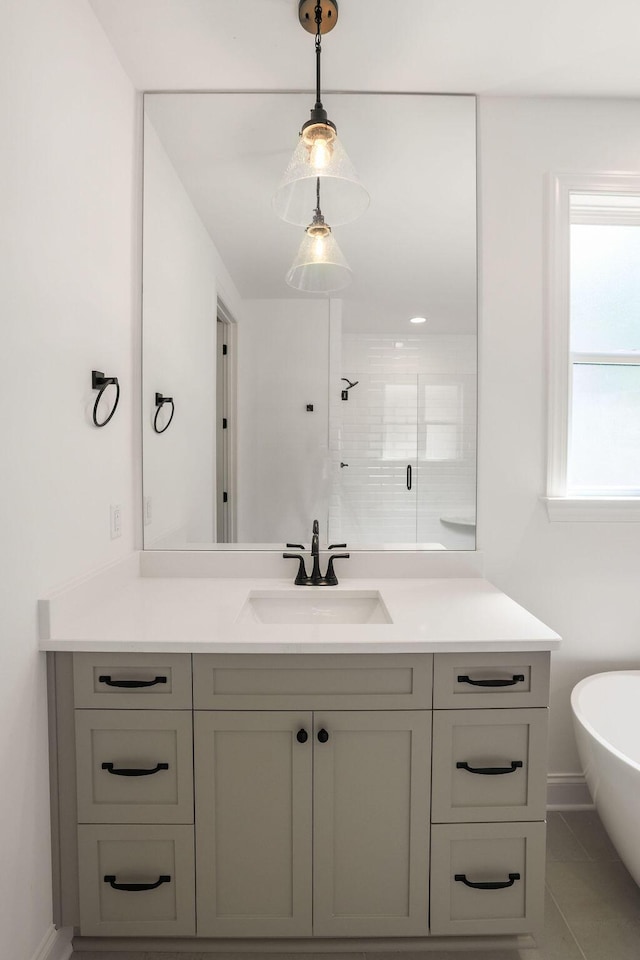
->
(110, 503), (122, 539)
(143, 496), (153, 526)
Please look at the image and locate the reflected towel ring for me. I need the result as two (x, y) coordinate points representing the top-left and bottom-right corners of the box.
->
(154, 392), (175, 434)
(91, 370), (120, 427)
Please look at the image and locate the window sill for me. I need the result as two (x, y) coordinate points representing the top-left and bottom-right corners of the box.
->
(542, 497), (640, 521)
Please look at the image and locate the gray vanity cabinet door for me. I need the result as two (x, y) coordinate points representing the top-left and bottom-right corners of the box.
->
(73, 653), (192, 709)
(77, 823), (195, 937)
(431, 708), (549, 822)
(75, 710), (193, 824)
(313, 711), (431, 937)
(194, 711), (313, 937)
(430, 821), (546, 936)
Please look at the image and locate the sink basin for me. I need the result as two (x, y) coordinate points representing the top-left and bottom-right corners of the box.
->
(237, 590), (392, 625)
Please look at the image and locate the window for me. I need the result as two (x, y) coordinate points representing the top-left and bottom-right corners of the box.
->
(421, 383), (463, 462)
(545, 175), (640, 519)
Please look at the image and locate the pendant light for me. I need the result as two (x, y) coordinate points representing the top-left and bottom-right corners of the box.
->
(286, 177), (352, 293)
(273, 0), (369, 227)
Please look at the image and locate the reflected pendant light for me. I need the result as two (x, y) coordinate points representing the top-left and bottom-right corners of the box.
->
(273, 0), (369, 227)
(286, 177), (352, 293)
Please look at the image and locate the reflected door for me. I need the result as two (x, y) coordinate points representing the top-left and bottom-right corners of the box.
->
(416, 374), (476, 549)
(329, 369), (476, 549)
(329, 375), (418, 547)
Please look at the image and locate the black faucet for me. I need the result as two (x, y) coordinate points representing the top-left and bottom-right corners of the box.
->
(309, 519), (322, 584)
(283, 520), (350, 585)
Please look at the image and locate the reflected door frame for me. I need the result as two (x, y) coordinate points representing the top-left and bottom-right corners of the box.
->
(216, 299), (238, 542)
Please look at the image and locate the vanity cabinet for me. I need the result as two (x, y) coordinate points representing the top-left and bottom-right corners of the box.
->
(51, 648), (550, 945)
(194, 709), (430, 937)
(193, 653), (432, 938)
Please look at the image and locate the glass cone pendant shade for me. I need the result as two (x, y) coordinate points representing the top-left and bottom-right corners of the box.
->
(273, 130), (369, 227)
(286, 222), (352, 293)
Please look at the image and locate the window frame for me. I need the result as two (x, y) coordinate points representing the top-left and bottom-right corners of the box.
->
(544, 172), (640, 521)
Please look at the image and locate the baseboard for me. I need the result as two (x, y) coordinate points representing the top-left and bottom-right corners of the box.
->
(547, 773), (593, 810)
(72, 933), (538, 953)
(31, 925), (73, 960)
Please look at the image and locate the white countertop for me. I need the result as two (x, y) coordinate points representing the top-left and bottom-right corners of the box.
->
(39, 554), (560, 654)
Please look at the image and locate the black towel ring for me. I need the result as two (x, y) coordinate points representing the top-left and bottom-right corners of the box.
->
(153, 392), (175, 434)
(91, 371), (120, 428)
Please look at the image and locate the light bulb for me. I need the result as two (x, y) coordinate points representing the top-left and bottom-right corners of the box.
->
(309, 138), (332, 170)
(273, 126), (369, 226)
(286, 220), (352, 294)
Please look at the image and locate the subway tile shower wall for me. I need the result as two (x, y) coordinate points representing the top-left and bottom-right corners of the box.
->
(329, 335), (477, 547)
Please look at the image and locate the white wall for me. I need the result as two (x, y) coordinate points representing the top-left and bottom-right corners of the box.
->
(237, 299), (330, 543)
(0, 2), (137, 957)
(142, 118), (218, 546)
(478, 97), (640, 777)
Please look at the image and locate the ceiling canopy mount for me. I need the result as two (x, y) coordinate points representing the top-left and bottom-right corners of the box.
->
(298, 0), (339, 35)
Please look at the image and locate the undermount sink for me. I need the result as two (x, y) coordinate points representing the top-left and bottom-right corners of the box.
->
(237, 590), (392, 625)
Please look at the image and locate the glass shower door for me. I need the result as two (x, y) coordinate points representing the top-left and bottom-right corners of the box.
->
(415, 373), (477, 549)
(328, 373), (418, 547)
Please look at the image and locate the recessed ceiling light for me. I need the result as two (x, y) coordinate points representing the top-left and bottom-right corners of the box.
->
(409, 316), (427, 324)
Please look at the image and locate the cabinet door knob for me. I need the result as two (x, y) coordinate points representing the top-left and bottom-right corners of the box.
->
(296, 729), (308, 743)
(317, 728), (329, 743)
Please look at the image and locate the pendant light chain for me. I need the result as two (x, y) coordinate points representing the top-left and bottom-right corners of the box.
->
(314, 2), (323, 111)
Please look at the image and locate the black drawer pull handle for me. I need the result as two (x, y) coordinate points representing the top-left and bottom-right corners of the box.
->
(457, 674), (525, 688)
(101, 762), (169, 777)
(456, 760), (523, 776)
(104, 874), (171, 892)
(296, 729), (308, 744)
(98, 675), (167, 688)
(455, 872), (520, 891)
(317, 728), (329, 743)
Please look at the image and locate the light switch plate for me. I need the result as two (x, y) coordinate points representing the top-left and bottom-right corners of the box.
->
(110, 503), (122, 539)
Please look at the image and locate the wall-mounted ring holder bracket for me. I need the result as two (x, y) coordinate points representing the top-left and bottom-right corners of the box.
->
(91, 370), (120, 427)
(153, 392), (175, 434)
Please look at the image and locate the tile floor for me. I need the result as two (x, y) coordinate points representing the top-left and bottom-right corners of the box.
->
(72, 810), (640, 960)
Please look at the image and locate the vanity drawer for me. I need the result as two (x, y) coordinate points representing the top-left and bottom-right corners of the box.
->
(433, 652), (550, 708)
(77, 823), (195, 937)
(73, 653), (192, 709)
(193, 653), (432, 710)
(75, 710), (194, 824)
(431, 708), (548, 822)
(430, 821), (545, 936)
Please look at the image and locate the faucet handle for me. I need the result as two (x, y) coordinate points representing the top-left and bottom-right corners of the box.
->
(286, 543), (306, 550)
(282, 553), (311, 586)
(323, 552), (350, 586)
(328, 543), (347, 550)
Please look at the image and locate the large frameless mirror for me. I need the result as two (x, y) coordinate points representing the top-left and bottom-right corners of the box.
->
(142, 92), (477, 550)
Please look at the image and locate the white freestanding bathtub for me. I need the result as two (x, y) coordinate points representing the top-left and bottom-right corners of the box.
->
(571, 671), (640, 885)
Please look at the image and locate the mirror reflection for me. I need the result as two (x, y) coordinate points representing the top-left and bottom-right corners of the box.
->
(142, 93), (477, 550)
